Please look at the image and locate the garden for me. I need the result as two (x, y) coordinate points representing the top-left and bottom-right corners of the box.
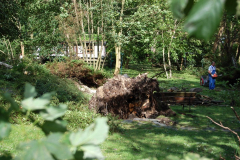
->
(1, 0), (240, 160)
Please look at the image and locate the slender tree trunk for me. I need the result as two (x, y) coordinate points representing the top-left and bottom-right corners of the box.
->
(162, 30), (168, 79)
(212, 23), (224, 53)
(20, 42), (24, 59)
(114, 0), (125, 75)
(163, 46), (169, 79)
(151, 32), (158, 67)
(115, 45), (121, 75)
(97, 0), (104, 70)
(180, 57), (184, 71)
(96, 27), (101, 71)
(89, 0), (95, 67)
(17, 22), (25, 59)
(86, 2), (92, 66)
(79, 1), (87, 62)
(101, 47), (114, 70)
(167, 20), (177, 79)
(73, 0), (81, 60)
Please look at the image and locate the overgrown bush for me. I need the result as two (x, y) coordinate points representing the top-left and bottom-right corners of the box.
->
(35, 77), (85, 103)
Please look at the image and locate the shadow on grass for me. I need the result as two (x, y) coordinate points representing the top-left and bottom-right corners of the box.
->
(103, 122), (237, 160)
(102, 64), (239, 159)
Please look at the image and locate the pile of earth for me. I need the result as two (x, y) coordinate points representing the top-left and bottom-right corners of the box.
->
(89, 73), (176, 119)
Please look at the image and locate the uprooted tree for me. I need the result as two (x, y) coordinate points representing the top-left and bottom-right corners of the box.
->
(89, 73), (176, 119)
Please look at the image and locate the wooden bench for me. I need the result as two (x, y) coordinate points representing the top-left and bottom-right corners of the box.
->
(155, 92), (199, 110)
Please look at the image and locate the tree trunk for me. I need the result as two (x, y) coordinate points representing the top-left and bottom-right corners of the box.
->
(90, 0), (95, 68)
(97, 0), (104, 70)
(124, 56), (131, 69)
(212, 24), (224, 53)
(114, 45), (121, 75)
(79, 1), (87, 61)
(180, 57), (184, 71)
(167, 20), (177, 79)
(86, 1), (92, 66)
(96, 27), (101, 71)
(151, 32), (158, 67)
(162, 46), (169, 79)
(114, 0), (125, 75)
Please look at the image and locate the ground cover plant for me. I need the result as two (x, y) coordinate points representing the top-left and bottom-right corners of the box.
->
(0, 83), (109, 160)
(1, 62), (240, 159)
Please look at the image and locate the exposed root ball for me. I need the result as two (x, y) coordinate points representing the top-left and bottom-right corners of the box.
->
(89, 73), (176, 119)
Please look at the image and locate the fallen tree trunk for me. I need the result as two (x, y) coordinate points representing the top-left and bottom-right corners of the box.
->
(0, 62), (13, 68)
(89, 73), (176, 119)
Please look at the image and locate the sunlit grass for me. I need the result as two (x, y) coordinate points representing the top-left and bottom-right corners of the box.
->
(0, 124), (44, 157)
(101, 123), (237, 160)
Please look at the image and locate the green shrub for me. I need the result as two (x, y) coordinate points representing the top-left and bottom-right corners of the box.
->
(64, 110), (99, 130)
(0, 83), (109, 160)
(35, 76), (85, 103)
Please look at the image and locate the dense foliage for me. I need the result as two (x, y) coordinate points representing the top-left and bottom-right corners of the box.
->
(0, 83), (109, 160)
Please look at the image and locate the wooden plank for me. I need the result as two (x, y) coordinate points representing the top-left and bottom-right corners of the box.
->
(155, 92), (197, 97)
(164, 100), (202, 105)
(160, 97), (196, 101)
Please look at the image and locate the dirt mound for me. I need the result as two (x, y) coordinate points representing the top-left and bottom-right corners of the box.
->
(47, 60), (106, 87)
(89, 73), (176, 119)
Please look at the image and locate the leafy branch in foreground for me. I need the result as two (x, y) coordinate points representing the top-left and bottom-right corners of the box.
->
(0, 83), (109, 160)
(171, 0), (239, 40)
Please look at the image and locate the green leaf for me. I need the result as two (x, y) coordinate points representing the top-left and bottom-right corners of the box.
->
(0, 155), (13, 160)
(69, 118), (109, 159)
(24, 83), (37, 99)
(16, 133), (73, 160)
(225, 0), (237, 15)
(45, 133), (73, 160)
(184, 0), (225, 40)
(81, 145), (104, 159)
(42, 120), (67, 135)
(40, 104), (67, 121)
(21, 90), (54, 111)
(21, 97), (49, 111)
(171, 0), (190, 19)
(183, 0), (194, 16)
(2, 93), (19, 111)
(69, 117), (109, 146)
(73, 151), (84, 160)
(16, 140), (54, 160)
(0, 120), (11, 140)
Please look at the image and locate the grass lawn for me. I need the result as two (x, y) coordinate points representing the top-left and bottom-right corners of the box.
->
(102, 63), (240, 159)
(0, 124), (44, 157)
(1, 63), (239, 159)
(101, 122), (238, 160)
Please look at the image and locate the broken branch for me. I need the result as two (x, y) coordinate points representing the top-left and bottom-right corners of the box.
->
(0, 62), (13, 68)
(231, 107), (240, 121)
(207, 116), (240, 148)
